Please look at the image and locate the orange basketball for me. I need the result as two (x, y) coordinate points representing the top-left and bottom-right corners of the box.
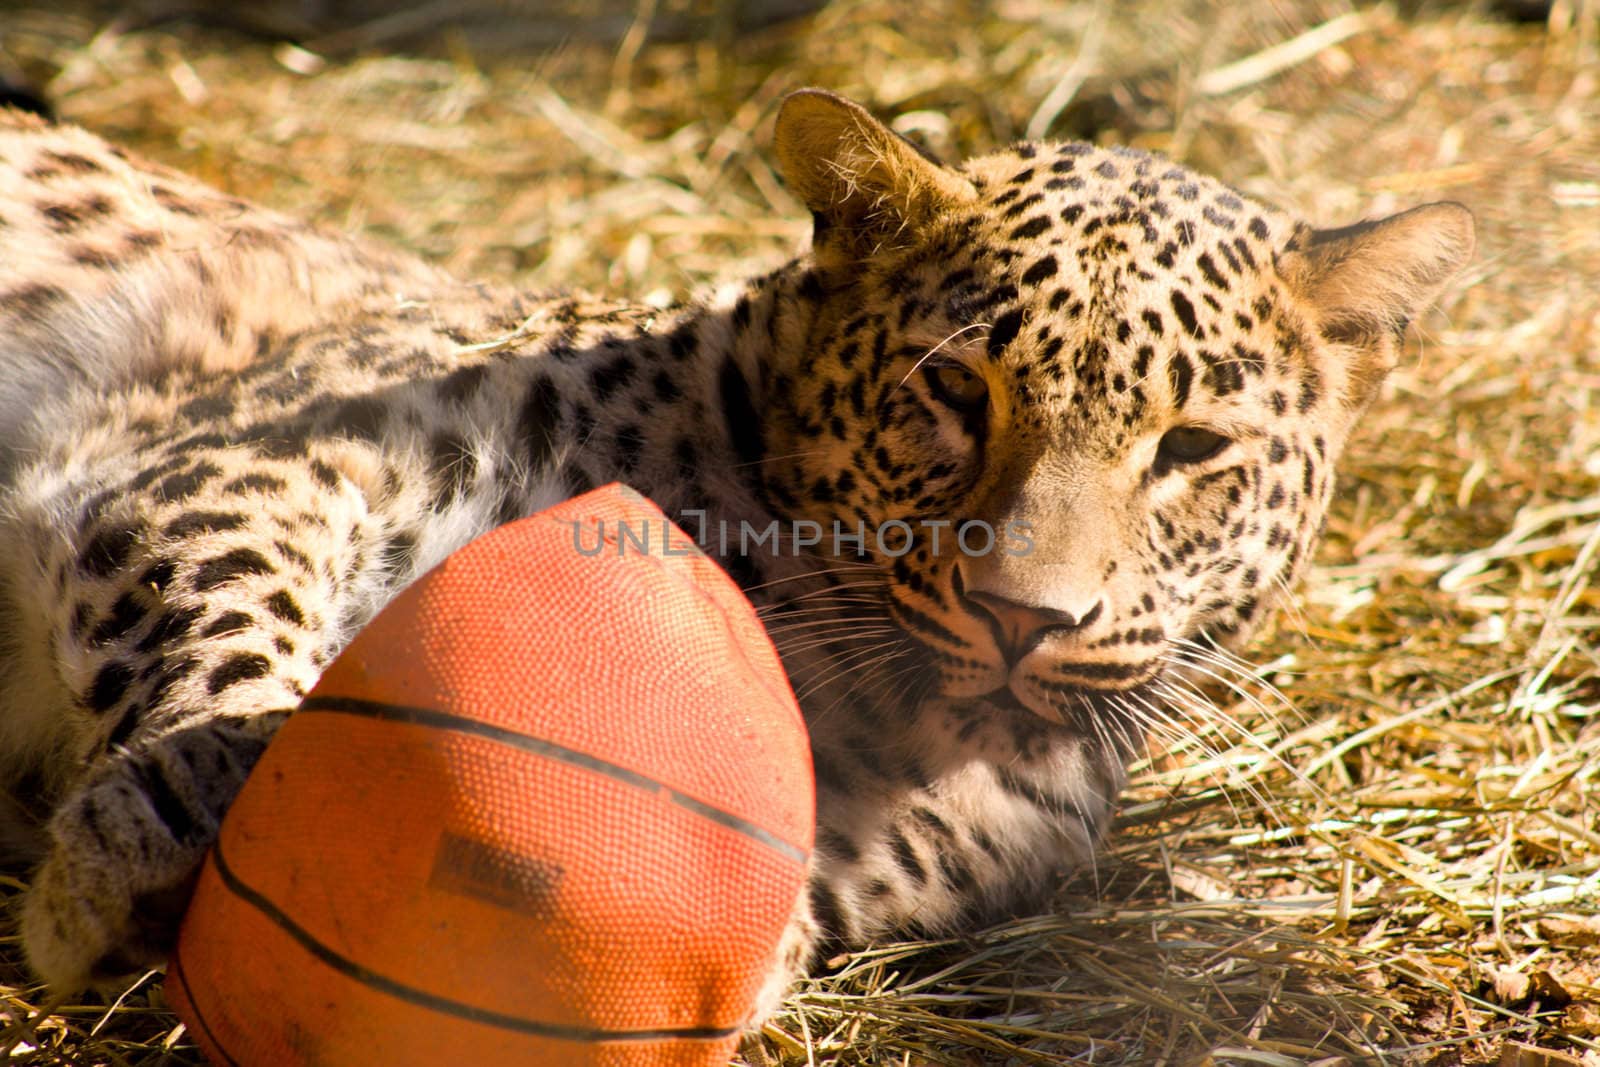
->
(166, 484), (814, 1066)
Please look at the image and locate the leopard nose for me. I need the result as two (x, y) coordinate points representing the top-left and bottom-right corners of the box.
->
(958, 574), (1105, 666)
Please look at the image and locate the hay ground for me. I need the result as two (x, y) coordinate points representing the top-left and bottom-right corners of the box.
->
(2, 0), (1597, 1063)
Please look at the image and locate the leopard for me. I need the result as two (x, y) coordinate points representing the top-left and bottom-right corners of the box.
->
(0, 88), (1473, 1027)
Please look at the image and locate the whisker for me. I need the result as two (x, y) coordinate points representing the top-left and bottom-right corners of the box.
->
(1164, 644), (1291, 724)
(729, 447), (837, 471)
(1143, 675), (1328, 809)
(891, 323), (992, 393)
(765, 614), (889, 635)
(772, 627), (900, 656)
(742, 566), (880, 597)
(792, 640), (915, 704)
(807, 653), (928, 734)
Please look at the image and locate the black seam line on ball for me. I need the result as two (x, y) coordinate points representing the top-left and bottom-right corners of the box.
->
(299, 694), (809, 866)
(209, 838), (747, 1043)
(168, 952), (245, 1067)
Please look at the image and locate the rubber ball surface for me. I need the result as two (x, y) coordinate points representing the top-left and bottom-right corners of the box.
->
(167, 483), (815, 1067)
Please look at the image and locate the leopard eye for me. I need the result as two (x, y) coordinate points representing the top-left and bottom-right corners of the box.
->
(1157, 426), (1230, 465)
(924, 363), (989, 413)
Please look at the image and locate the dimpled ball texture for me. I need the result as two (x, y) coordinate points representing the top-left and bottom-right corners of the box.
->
(166, 483), (815, 1066)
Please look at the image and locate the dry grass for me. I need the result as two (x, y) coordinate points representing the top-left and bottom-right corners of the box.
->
(2, 0), (1597, 1063)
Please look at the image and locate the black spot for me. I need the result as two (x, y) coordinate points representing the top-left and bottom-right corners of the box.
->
(193, 548), (275, 591)
(157, 461), (223, 501)
(718, 357), (764, 473)
(998, 192), (1036, 220)
(4, 282), (65, 324)
(333, 395), (389, 442)
(987, 308), (1025, 355)
(430, 433), (477, 502)
(1197, 253), (1229, 290)
(43, 150), (105, 175)
(1010, 215), (1051, 241)
(68, 244), (119, 269)
(206, 652), (273, 695)
(203, 611), (254, 638)
(1217, 241), (1243, 275)
(589, 353), (637, 402)
(612, 424), (646, 472)
(1168, 352), (1194, 409)
(665, 325), (696, 362)
(570, 403), (595, 445)
(651, 369), (680, 402)
(1200, 349), (1244, 396)
(816, 827), (861, 865)
(673, 437), (698, 474)
(1170, 291), (1201, 338)
(177, 394), (235, 422)
(808, 882), (846, 946)
(1020, 255), (1058, 286)
(162, 511), (247, 539)
(90, 594), (148, 646)
(518, 376), (562, 472)
(106, 704), (143, 750)
(937, 851), (978, 895)
(79, 524), (140, 578)
(254, 368), (315, 405)
(264, 590), (306, 627)
(273, 540), (315, 572)
(136, 605), (202, 654)
(381, 531), (418, 576)
(41, 201), (89, 232)
(309, 459), (342, 490)
(888, 829), (927, 886)
(170, 432), (229, 455)
(437, 364), (489, 405)
(141, 656), (191, 718)
(223, 472), (288, 495)
(86, 660), (135, 713)
(150, 185), (201, 217)
(911, 807), (951, 836)
(1297, 373), (1320, 413)
(129, 755), (199, 844)
(138, 559), (178, 593)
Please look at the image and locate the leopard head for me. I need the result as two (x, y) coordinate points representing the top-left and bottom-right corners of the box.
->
(759, 89), (1473, 734)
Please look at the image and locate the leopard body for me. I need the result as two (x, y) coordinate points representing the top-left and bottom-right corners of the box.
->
(0, 92), (1473, 1010)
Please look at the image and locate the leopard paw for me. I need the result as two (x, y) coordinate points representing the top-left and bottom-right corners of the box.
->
(20, 714), (283, 989)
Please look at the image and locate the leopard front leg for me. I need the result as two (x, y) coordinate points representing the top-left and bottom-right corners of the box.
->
(10, 447), (408, 990)
(22, 711), (292, 985)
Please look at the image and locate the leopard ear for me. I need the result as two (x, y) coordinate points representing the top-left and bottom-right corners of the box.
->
(773, 89), (975, 268)
(1278, 202), (1475, 404)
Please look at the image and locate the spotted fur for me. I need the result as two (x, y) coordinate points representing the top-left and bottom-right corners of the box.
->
(0, 92), (1473, 1010)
